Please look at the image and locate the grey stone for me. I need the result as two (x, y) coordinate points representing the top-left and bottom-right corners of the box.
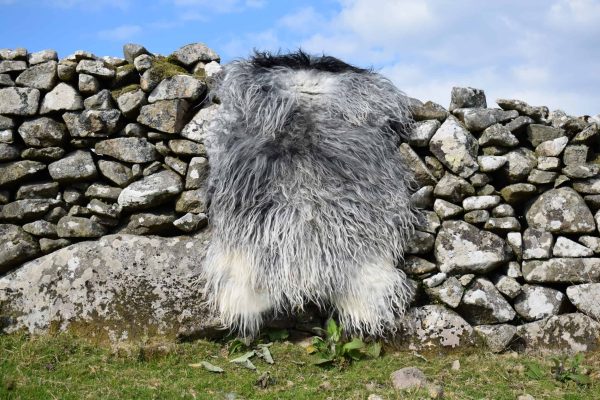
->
(411, 100), (449, 122)
(449, 87), (486, 111)
(48, 150), (97, 182)
(171, 42), (220, 66)
(390, 367), (428, 390)
(185, 157), (208, 189)
(1, 199), (59, 223)
(409, 120), (440, 147)
(406, 231), (435, 255)
(0, 129), (13, 144)
(566, 284), (600, 321)
(0, 60), (26, 73)
(572, 123), (599, 143)
(578, 236), (600, 254)
(0, 73), (14, 86)
(83, 89), (114, 110)
(562, 164), (599, 179)
(39, 83), (83, 113)
(507, 261), (522, 278)
(63, 187), (84, 205)
(502, 148), (537, 183)
(18, 117), (67, 147)
(123, 43), (150, 63)
(119, 212), (177, 235)
(64, 50), (96, 61)
(527, 169), (557, 185)
(527, 124), (565, 147)
(118, 170), (183, 209)
(537, 156), (561, 171)
(15, 61), (58, 90)
(416, 210), (440, 234)
(87, 199), (121, 219)
(133, 54), (153, 72)
(95, 137), (158, 163)
(500, 183), (537, 204)
(435, 220), (511, 274)
(494, 275), (521, 299)
(137, 99), (190, 134)
(474, 324), (517, 353)
(57, 60), (77, 81)
(553, 236), (594, 257)
(123, 123), (146, 138)
(462, 195), (501, 211)
(148, 75), (206, 103)
(0, 115), (14, 130)
(63, 109), (121, 138)
(477, 155), (507, 172)
(535, 136), (568, 157)
(0, 87), (40, 115)
(116, 89), (147, 118)
(76, 59), (115, 79)
(459, 278), (516, 324)
(181, 104), (218, 143)
(56, 216), (107, 238)
(0, 160), (46, 187)
(0, 231), (214, 341)
(516, 313), (600, 354)
(0, 224), (40, 273)
(85, 183), (121, 201)
(78, 73), (100, 95)
(506, 232), (522, 260)
(426, 276), (464, 308)
(0, 143), (20, 161)
(523, 228), (554, 260)
(496, 98), (549, 120)
(484, 217), (520, 233)
(424, 156), (444, 179)
(173, 212), (208, 233)
(168, 139), (206, 156)
(175, 188), (207, 214)
(97, 159), (133, 188)
(469, 172), (490, 188)
(492, 204), (514, 217)
(22, 220), (57, 237)
(403, 256), (437, 275)
(526, 187), (595, 233)
(458, 108), (518, 131)
(0, 48), (27, 60)
(28, 49), (58, 65)
(563, 144), (588, 166)
(522, 258), (600, 283)
(573, 178), (600, 194)
(514, 285), (567, 321)
(464, 209), (489, 224)
(397, 143), (437, 186)
(429, 115), (479, 178)
(410, 186), (434, 209)
(479, 123), (519, 147)
(39, 238), (71, 253)
(142, 161), (162, 176)
(16, 182), (59, 200)
(433, 172), (475, 203)
(433, 199), (463, 220)
(164, 156), (187, 176)
(396, 305), (475, 349)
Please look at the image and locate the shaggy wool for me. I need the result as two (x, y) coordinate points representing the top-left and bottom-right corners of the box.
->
(201, 51), (421, 337)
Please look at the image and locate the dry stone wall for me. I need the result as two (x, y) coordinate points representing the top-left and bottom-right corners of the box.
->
(1, 43), (600, 352)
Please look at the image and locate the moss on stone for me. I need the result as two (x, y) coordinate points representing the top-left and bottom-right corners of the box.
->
(110, 84), (140, 100)
(146, 57), (189, 82)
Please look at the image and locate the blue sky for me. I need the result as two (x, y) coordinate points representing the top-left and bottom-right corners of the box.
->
(1, 0), (599, 116)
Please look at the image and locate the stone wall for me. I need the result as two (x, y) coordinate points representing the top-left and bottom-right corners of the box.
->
(0, 43), (599, 352)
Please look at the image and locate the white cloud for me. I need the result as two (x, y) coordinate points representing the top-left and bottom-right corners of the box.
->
(171, 0), (264, 13)
(44, 0), (131, 10)
(97, 24), (142, 41)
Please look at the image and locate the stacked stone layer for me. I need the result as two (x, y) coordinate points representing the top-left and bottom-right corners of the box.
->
(1, 44), (600, 352)
(0, 43), (220, 273)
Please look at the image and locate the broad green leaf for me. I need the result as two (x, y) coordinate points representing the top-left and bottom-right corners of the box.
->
(188, 361), (224, 373)
(257, 344), (274, 364)
(567, 373), (591, 386)
(342, 338), (365, 352)
(230, 351), (255, 363)
(366, 342), (382, 358)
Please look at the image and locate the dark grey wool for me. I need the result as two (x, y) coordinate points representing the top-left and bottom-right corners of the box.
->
(201, 51), (420, 337)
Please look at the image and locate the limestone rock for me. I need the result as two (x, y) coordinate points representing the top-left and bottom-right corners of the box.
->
(433, 199), (463, 220)
(553, 236), (594, 257)
(397, 143), (437, 186)
(48, 150), (97, 182)
(403, 256), (437, 275)
(409, 120), (440, 147)
(148, 75), (206, 103)
(116, 89), (147, 118)
(76, 59), (115, 79)
(459, 278), (516, 324)
(406, 231), (435, 255)
(171, 43), (220, 66)
(500, 183), (537, 205)
(390, 367), (428, 390)
(97, 160), (133, 187)
(526, 188), (595, 233)
(462, 195), (501, 211)
(62, 109), (121, 138)
(40, 83), (83, 113)
(28, 49), (58, 65)
(83, 89), (114, 110)
(15, 61), (58, 90)
(425, 276), (464, 308)
(1, 199), (59, 222)
(459, 108), (518, 131)
(433, 172), (474, 203)
(95, 137), (158, 163)
(502, 148), (537, 183)
(535, 136), (568, 157)
(56, 216), (107, 238)
(523, 228), (554, 260)
(435, 220), (511, 274)
(474, 324), (517, 353)
(0, 87), (40, 115)
(181, 104), (219, 143)
(0, 160), (46, 187)
(119, 212), (177, 235)
(173, 212), (208, 233)
(168, 139), (206, 156)
(18, 117), (67, 147)
(523, 258), (600, 283)
(449, 87), (486, 111)
(566, 284), (600, 321)
(137, 99), (190, 134)
(0, 231), (215, 342)
(478, 124), (519, 147)
(22, 220), (57, 237)
(429, 115), (479, 178)
(516, 313), (600, 354)
(527, 125), (565, 147)
(477, 155), (507, 172)
(0, 224), (40, 274)
(118, 170), (183, 209)
(123, 43), (150, 63)
(513, 285), (567, 321)
(496, 98), (548, 121)
(16, 182), (59, 199)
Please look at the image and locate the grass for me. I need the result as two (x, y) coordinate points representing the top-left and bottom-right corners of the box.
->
(1, 333), (599, 400)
